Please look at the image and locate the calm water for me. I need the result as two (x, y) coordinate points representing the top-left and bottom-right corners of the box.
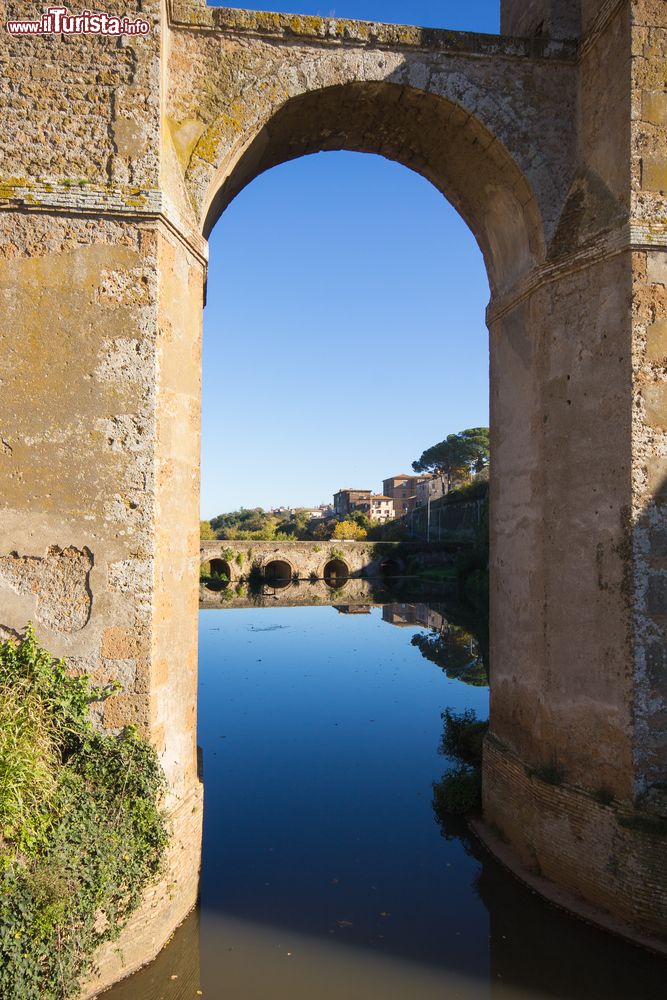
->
(107, 597), (666, 1000)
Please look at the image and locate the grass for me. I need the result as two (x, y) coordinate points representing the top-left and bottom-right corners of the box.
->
(0, 625), (168, 999)
(0, 681), (57, 848)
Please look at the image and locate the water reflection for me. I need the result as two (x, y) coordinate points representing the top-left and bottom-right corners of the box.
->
(105, 589), (665, 1000)
(323, 558), (350, 588)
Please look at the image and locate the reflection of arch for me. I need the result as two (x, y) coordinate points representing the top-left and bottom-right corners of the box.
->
(200, 82), (545, 297)
(323, 558), (350, 588)
(263, 559), (293, 589)
(379, 558), (402, 578)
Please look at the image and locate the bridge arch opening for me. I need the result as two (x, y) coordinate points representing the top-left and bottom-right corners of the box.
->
(209, 558), (231, 583)
(197, 70), (534, 896)
(323, 558), (350, 588)
(263, 559), (294, 589)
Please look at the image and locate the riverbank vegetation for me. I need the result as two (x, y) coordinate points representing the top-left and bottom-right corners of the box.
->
(0, 627), (167, 1000)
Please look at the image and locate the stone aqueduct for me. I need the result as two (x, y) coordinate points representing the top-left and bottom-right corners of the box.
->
(1, 0), (666, 988)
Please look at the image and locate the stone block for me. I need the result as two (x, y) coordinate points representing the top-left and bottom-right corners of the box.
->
(647, 251), (667, 285)
(103, 692), (151, 731)
(646, 458), (667, 500)
(642, 91), (667, 126)
(646, 318), (667, 360)
(642, 382), (667, 428)
(642, 156), (667, 191)
(101, 626), (146, 660)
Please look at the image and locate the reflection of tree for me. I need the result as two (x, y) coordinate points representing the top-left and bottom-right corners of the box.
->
(412, 624), (488, 686)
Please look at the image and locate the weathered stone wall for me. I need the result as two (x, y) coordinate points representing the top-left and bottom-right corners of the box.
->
(630, 0), (667, 811)
(501, 0), (582, 38)
(0, 5), (204, 993)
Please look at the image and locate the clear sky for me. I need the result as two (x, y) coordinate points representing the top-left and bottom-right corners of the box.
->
(201, 2), (500, 517)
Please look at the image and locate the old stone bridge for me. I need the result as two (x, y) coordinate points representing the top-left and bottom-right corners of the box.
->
(1, 0), (666, 990)
(200, 539), (450, 584)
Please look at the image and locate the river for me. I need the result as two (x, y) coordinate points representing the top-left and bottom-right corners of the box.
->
(105, 587), (666, 999)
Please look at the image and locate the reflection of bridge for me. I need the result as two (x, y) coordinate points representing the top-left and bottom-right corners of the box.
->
(200, 540), (452, 584)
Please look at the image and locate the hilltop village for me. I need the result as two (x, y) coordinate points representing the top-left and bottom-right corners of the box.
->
(202, 429), (490, 542)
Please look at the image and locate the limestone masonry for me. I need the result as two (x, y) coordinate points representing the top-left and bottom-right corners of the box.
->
(1, 0), (666, 990)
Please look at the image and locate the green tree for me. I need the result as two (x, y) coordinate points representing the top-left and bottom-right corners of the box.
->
(310, 519), (336, 541)
(412, 427), (490, 492)
(348, 509), (371, 531)
(210, 508), (279, 540)
(200, 520), (215, 540)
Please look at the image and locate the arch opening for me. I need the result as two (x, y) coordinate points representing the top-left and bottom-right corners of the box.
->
(264, 559), (293, 589)
(323, 559), (350, 588)
(209, 558), (231, 581)
(204, 558), (232, 591)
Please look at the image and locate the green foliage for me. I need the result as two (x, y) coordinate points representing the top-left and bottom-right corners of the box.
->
(417, 566), (457, 582)
(432, 766), (481, 817)
(440, 477), (489, 506)
(439, 709), (488, 766)
(348, 510), (371, 530)
(432, 707), (488, 819)
(412, 427), (490, 490)
(199, 520), (215, 540)
(0, 682), (57, 850)
(0, 626), (167, 1000)
(209, 508), (339, 542)
(411, 628), (488, 687)
(366, 519), (410, 542)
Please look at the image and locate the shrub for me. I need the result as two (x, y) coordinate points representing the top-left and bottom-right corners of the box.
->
(332, 521), (367, 540)
(439, 708), (488, 767)
(0, 626), (167, 1000)
(432, 766), (481, 817)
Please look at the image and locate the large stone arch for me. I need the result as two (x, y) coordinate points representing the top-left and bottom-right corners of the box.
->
(197, 81), (545, 297)
(166, 3), (667, 956)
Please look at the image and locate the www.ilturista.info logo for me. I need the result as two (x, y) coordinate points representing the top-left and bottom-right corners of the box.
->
(6, 7), (151, 35)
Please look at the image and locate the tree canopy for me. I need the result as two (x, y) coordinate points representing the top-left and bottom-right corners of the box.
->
(332, 520), (367, 540)
(412, 427), (490, 490)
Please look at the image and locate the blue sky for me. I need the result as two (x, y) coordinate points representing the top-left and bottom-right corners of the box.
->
(201, 2), (500, 517)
